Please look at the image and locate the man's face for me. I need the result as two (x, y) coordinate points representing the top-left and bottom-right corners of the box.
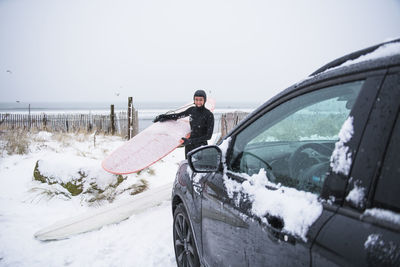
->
(194, 96), (205, 107)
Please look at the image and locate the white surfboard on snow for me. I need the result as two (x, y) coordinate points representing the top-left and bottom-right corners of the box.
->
(34, 182), (172, 241)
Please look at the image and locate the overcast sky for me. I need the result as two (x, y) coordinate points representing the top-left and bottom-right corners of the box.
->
(1, 0), (399, 104)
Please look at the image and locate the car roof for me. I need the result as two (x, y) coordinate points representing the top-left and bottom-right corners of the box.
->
(311, 38), (400, 76)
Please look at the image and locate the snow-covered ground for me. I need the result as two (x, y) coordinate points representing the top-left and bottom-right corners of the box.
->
(0, 131), (184, 266)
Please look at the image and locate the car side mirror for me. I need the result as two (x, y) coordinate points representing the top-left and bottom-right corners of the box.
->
(188, 145), (222, 173)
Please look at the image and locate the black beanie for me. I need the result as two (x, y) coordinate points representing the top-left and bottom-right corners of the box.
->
(193, 90), (207, 103)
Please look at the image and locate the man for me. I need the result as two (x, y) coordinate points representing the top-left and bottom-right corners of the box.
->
(153, 90), (214, 158)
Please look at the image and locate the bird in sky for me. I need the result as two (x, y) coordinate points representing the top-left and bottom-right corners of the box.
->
(115, 86), (122, 96)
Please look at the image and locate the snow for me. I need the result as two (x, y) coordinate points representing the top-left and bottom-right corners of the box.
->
(219, 137), (231, 166)
(35, 131), (53, 141)
(330, 116), (354, 175)
(365, 233), (381, 249)
(364, 233), (400, 264)
(223, 169), (323, 241)
(37, 155), (115, 187)
(217, 136), (323, 241)
(364, 208), (400, 225)
(0, 131), (184, 266)
(321, 41), (400, 75)
(339, 42), (400, 68)
(345, 180), (366, 208)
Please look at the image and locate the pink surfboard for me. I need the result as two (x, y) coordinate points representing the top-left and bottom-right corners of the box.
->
(102, 99), (215, 175)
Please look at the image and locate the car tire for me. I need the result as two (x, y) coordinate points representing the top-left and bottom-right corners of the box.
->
(173, 203), (200, 267)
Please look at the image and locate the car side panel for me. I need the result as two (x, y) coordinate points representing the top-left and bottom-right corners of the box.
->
(312, 208), (400, 267)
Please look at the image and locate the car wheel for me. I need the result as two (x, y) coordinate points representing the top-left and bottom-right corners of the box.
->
(173, 203), (200, 267)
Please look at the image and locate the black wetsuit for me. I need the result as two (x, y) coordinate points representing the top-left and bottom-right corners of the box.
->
(164, 106), (214, 158)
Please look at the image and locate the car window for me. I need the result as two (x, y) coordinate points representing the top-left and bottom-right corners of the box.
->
(228, 81), (364, 195)
(373, 112), (400, 212)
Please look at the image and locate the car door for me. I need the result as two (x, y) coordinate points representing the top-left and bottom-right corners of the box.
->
(200, 72), (384, 266)
(311, 68), (400, 266)
(201, 171), (249, 266)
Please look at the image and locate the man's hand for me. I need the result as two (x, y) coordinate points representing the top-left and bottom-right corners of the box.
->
(181, 137), (191, 145)
(153, 114), (168, 123)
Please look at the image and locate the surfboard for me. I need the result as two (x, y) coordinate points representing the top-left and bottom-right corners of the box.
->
(34, 182), (172, 241)
(102, 98), (215, 175)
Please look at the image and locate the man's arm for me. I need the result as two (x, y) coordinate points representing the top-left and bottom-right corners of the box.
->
(154, 108), (191, 122)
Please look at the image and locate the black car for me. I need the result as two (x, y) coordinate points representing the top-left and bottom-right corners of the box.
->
(171, 39), (400, 267)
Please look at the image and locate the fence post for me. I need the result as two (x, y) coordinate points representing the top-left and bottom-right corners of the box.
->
(0, 114), (9, 126)
(127, 97), (133, 139)
(28, 104), (31, 132)
(66, 116), (69, 132)
(132, 106), (138, 137)
(43, 114), (47, 131)
(110, 104), (115, 135)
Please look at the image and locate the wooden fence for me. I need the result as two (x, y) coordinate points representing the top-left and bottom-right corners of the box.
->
(0, 111), (138, 137)
(0, 110), (248, 140)
(218, 111), (249, 141)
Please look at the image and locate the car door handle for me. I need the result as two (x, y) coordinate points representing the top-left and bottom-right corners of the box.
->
(264, 215), (296, 245)
(265, 214), (284, 230)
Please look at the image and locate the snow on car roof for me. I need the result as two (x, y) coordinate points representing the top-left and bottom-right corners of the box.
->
(315, 41), (400, 76)
(337, 42), (400, 68)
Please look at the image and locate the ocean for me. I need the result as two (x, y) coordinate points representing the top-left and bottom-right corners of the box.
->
(0, 101), (260, 132)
